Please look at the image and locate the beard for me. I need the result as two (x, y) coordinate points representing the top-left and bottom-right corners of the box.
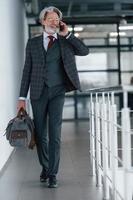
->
(45, 25), (59, 34)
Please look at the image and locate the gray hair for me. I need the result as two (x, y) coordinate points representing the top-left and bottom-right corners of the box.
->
(39, 6), (62, 23)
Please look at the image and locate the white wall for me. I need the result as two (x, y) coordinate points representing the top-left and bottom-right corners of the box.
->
(0, 0), (28, 171)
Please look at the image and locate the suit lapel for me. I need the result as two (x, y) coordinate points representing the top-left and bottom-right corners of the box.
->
(37, 34), (46, 65)
(58, 35), (65, 59)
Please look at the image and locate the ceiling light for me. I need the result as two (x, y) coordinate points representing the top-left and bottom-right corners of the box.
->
(119, 26), (133, 30)
(68, 27), (72, 31)
(74, 27), (83, 32)
(68, 27), (83, 32)
(109, 32), (126, 37)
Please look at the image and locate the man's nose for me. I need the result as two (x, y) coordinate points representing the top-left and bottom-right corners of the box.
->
(51, 19), (59, 24)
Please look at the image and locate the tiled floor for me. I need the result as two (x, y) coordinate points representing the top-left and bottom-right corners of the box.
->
(0, 121), (103, 200)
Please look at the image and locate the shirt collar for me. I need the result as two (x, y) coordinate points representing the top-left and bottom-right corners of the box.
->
(43, 31), (58, 40)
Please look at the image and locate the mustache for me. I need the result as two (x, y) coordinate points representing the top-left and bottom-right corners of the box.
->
(45, 26), (59, 33)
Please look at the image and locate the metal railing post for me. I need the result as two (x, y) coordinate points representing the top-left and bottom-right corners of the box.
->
(101, 93), (110, 200)
(95, 93), (102, 187)
(122, 91), (131, 200)
(110, 104), (118, 200)
(90, 93), (96, 176)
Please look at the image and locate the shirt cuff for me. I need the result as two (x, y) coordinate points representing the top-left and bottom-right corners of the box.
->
(66, 32), (72, 39)
(19, 97), (26, 100)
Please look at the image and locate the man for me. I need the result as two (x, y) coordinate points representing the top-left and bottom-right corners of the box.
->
(18, 6), (89, 188)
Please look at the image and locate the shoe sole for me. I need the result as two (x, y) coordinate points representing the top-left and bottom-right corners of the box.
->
(40, 178), (48, 183)
(48, 184), (58, 188)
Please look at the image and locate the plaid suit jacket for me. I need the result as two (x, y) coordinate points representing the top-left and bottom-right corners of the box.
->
(20, 33), (89, 100)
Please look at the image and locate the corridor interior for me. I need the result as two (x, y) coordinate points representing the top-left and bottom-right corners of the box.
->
(0, 121), (103, 200)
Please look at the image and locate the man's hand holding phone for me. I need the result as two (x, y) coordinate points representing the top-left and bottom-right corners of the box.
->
(58, 21), (69, 37)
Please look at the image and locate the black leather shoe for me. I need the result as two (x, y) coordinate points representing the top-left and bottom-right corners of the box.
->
(48, 176), (58, 188)
(40, 170), (48, 183)
(40, 174), (48, 183)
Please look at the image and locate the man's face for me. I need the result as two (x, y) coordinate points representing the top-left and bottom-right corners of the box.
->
(42, 11), (60, 34)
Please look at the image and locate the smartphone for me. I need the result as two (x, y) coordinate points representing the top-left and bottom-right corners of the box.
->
(59, 22), (65, 31)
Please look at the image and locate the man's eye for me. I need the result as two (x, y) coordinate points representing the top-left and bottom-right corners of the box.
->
(48, 18), (59, 22)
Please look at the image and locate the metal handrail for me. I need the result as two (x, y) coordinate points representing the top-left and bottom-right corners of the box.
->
(85, 85), (133, 93)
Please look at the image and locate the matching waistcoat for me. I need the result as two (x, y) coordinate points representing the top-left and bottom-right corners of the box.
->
(44, 39), (65, 87)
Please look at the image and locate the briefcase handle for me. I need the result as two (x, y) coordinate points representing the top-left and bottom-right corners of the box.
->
(17, 107), (28, 118)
